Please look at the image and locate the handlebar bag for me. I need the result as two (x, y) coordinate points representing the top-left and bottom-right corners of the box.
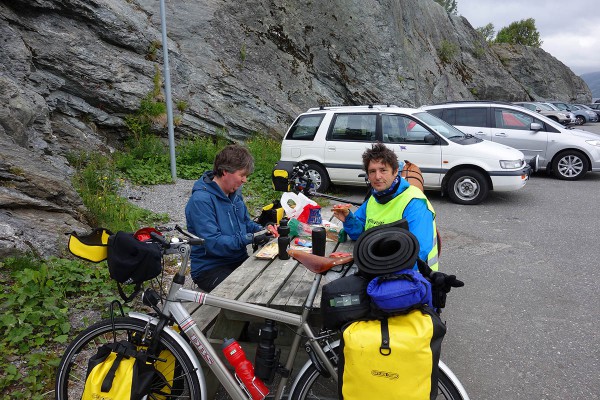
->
(107, 232), (162, 285)
(367, 269), (432, 314)
(320, 274), (371, 330)
(338, 307), (446, 400)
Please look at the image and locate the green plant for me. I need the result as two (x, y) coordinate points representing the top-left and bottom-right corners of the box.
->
(146, 40), (161, 61)
(495, 18), (542, 47)
(240, 43), (247, 63)
(176, 100), (188, 112)
(437, 40), (458, 63)
(472, 44), (485, 59)
(0, 256), (119, 398)
(434, 0), (457, 14)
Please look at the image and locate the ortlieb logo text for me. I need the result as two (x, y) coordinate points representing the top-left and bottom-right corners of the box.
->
(371, 370), (399, 380)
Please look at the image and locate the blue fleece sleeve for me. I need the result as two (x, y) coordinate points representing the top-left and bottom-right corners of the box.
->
(403, 198), (435, 263)
(343, 202), (367, 240)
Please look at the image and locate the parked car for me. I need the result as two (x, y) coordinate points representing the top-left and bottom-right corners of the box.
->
(421, 101), (600, 180)
(279, 105), (530, 205)
(546, 101), (596, 125)
(512, 101), (571, 125)
(574, 103), (600, 120)
(569, 104), (599, 124)
(588, 103), (600, 110)
(540, 102), (577, 124)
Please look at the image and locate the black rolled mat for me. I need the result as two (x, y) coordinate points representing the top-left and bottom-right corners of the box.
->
(353, 219), (420, 275)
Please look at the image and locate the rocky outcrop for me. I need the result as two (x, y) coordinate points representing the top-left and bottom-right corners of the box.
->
(491, 44), (590, 103)
(0, 0), (592, 258)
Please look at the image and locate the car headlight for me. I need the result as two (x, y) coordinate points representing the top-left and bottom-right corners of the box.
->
(585, 140), (600, 147)
(558, 113), (566, 118)
(500, 160), (523, 169)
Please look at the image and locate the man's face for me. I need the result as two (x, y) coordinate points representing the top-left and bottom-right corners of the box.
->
(367, 160), (398, 192)
(220, 169), (249, 194)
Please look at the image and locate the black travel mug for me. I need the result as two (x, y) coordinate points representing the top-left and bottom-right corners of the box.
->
(311, 227), (326, 257)
(277, 218), (291, 260)
(278, 236), (290, 260)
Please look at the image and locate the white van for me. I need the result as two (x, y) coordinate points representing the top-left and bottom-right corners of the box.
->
(279, 105), (531, 205)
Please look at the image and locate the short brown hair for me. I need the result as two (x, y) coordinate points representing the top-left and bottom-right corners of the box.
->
(362, 142), (399, 172)
(213, 144), (255, 177)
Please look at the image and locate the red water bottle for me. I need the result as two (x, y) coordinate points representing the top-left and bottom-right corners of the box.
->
(222, 338), (269, 400)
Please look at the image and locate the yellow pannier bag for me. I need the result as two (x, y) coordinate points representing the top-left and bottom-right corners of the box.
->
(339, 308), (446, 400)
(67, 228), (112, 262)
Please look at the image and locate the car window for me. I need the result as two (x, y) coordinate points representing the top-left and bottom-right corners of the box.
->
(454, 107), (488, 127)
(286, 114), (324, 140)
(494, 108), (534, 129)
(381, 114), (430, 143)
(329, 114), (377, 142)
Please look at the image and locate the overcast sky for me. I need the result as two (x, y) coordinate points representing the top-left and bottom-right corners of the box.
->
(456, 0), (599, 76)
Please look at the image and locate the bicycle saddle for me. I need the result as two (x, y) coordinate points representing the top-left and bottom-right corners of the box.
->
(288, 250), (354, 274)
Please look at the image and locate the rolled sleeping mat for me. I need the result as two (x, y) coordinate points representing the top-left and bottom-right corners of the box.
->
(353, 219), (420, 276)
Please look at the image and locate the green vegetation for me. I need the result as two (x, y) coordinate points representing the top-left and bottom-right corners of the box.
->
(434, 0), (457, 15)
(438, 39), (458, 63)
(0, 256), (121, 398)
(476, 22), (496, 43)
(495, 18), (542, 47)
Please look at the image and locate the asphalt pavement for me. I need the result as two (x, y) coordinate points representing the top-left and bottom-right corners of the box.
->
(336, 122), (600, 400)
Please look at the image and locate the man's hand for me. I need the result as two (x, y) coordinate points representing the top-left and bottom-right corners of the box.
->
(332, 204), (351, 222)
(253, 233), (269, 247)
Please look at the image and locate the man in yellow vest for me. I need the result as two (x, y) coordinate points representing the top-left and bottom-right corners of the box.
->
(333, 143), (439, 271)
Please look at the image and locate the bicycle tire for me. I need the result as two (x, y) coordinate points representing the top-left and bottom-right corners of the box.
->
(289, 350), (465, 400)
(55, 316), (202, 399)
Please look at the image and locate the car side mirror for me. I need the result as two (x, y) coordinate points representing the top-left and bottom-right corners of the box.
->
(424, 134), (438, 144)
(530, 122), (543, 131)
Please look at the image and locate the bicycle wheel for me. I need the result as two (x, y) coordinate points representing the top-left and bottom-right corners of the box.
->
(290, 351), (465, 400)
(55, 316), (202, 399)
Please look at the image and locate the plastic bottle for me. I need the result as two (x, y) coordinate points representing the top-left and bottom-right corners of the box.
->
(222, 338), (269, 400)
(311, 226), (326, 256)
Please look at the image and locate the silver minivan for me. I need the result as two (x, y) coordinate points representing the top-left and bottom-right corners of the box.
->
(422, 101), (600, 180)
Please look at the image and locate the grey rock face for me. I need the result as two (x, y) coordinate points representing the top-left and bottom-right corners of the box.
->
(0, 0), (592, 257)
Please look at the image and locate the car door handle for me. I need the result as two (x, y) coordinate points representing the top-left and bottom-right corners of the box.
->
(494, 132), (507, 137)
(327, 145), (336, 151)
(475, 132), (486, 135)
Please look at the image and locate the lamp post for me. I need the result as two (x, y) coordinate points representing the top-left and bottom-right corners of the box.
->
(159, 0), (177, 181)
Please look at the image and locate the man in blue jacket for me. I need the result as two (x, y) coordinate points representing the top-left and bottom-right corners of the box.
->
(185, 144), (269, 292)
(333, 143), (439, 271)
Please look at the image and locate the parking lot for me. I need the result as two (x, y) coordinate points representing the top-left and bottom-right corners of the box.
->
(338, 122), (600, 399)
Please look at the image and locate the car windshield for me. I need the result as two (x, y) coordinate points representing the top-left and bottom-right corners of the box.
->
(576, 104), (592, 110)
(543, 103), (560, 111)
(415, 111), (467, 140)
(536, 103), (553, 111)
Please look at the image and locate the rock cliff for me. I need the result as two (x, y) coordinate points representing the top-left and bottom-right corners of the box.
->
(0, 0), (592, 257)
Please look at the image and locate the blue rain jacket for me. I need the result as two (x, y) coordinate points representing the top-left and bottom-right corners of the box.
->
(185, 171), (263, 279)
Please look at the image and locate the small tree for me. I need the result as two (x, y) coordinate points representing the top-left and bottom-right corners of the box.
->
(435, 0), (458, 15)
(476, 23), (495, 43)
(495, 18), (542, 47)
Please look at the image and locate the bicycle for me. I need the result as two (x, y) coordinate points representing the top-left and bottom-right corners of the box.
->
(55, 227), (469, 400)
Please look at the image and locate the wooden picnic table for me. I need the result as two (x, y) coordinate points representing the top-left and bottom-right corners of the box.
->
(189, 229), (355, 334)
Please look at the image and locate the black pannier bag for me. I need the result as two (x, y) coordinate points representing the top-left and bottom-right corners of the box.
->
(272, 160), (297, 192)
(107, 232), (162, 301)
(320, 274), (371, 330)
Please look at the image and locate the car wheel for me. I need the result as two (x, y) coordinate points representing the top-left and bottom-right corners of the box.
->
(575, 115), (586, 125)
(305, 163), (330, 192)
(551, 150), (589, 180)
(447, 169), (489, 205)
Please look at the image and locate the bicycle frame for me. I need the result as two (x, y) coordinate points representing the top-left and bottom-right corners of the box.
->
(136, 240), (337, 400)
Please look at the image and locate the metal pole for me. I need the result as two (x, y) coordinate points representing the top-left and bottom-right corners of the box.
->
(159, 0), (177, 181)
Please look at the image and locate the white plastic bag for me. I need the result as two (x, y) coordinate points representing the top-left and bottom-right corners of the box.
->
(280, 192), (317, 219)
